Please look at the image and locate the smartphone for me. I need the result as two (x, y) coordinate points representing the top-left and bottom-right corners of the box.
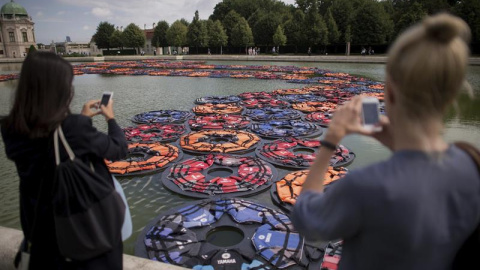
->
(361, 97), (382, 132)
(100, 92), (113, 106)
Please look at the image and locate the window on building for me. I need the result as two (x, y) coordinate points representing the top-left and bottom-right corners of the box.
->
(9, 32), (15, 42)
(22, 32), (28, 42)
(0, 50), (4, 54)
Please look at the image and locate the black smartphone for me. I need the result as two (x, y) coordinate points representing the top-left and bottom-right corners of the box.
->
(100, 92), (113, 106)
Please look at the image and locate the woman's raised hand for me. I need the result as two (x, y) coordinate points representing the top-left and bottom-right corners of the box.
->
(100, 99), (115, 121)
(81, 100), (102, 118)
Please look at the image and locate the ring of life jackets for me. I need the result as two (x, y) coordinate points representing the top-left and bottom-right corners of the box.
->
(106, 142), (181, 176)
(136, 198), (323, 269)
(243, 108), (302, 122)
(162, 154), (276, 198)
(123, 124), (186, 143)
(250, 120), (322, 139)
(256, 137), (355, 169)
(188, 115), (251, 130)
(305, 112), (333, 127)
(180, 130), (260, 154)
(132, 110), (193, 124)
(193, 104), (244, 115)
(195, 95), (242, 105)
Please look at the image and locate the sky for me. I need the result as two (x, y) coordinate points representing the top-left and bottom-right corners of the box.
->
(8, 0), (297, 44)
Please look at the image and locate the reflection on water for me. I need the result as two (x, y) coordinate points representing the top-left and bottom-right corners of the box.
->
(0, 61), (479, 255)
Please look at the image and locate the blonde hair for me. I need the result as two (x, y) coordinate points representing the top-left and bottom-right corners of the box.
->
(386, 13), (471, 119)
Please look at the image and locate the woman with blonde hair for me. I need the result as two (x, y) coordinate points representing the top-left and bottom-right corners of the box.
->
(291, 13), (479, 269)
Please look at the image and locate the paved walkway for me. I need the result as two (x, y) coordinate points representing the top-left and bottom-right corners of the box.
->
(0, 54), (479, 65)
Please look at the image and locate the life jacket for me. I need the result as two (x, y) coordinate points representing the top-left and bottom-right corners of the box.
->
(123, 123), (186, 142)
(193, 104), (244, 115)
(106, 142), (180, 175)
(180, 130), (260, 153)
(250, 120), (321, 138)
(243, 108), (301, 121)
(188, 115), (251, 130)
(195, 95), (241, 105)
(132, 110), (192, 124)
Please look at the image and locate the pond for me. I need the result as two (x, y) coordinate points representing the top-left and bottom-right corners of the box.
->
(0, 61), (479, 255)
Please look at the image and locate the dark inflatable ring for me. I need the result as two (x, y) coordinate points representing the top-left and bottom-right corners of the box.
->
(250, 120), (323, 139)
(194, 95), (242, 105)
(256, 137), (355, 169)
(135, 198), (322, 269)
(180, 130), (260, 154)
(188, 115), (251, 130)
(238, 91), (275, 100)
(192, 104), (244, 115)
(271, 169), (348, 213)
(240, 98), (290, 109)
(243, 108), (302, 121)
(132, 110), (192, 124)
(292, 101), (338, 113)
(123, 124), (186, 143)
(322, 90), (355, 103)
(278, 94), (327, 103)
(305, 112), (332, 127)
(106, 142), (182, 176)
(162, 154), (277, 198)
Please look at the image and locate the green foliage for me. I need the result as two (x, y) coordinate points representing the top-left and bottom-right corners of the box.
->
(167, 20), (188, 47)
(394, 2), (427, 36)
(187, 11), (209, 48)
(122, 23), (146, 50)
(28, 44), (36, 52)
(325, 7), (340, 44)
(230, 17), (254, 47)
(284, 10), (306, 49)
(273, 25), (287, 47)
(351, 1), (393, 45)
(304, 2), (328, 46)
(152, 21), (169, 47)
(222, 10), (244, 46)
(93, 21), (115, 50)
(453, 0), (480, 43)
(252, 11), (282, 46)
(109, 30), (123, 49)
(208, 20), (228, 48)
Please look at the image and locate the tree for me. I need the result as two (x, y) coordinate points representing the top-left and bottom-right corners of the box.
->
(187, 11), (209, 52)
(453, 0), (480, 44)
(93, 21), (115, 51)
(273, 25), (287, 53)
(351, 1), (393, 45)
(284, 10), (306, 53)
(167, 20), (188, 47)
(325, 8), (340, 45)
(122, 23), (145, 54)
(207, 20), (228, 53)
(109, 29), (123, 49)
(251, 11), (282, 46)
(152, 21), (169, 48)
(394, 2), (427, 36)
(304, 2), (328, 47)
(222, 10), (243, 46)
(230, 17), (254, 53)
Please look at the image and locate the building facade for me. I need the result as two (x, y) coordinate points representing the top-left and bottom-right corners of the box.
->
(0, 0), (36, 58)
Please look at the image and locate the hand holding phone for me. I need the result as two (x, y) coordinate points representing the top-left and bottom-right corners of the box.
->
(100, 91), (113, 106)
(99, 92), (115, 120)
(361, 97), (382, 132)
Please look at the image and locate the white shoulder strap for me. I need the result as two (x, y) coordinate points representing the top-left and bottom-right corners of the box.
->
(54, 125), (75, 165)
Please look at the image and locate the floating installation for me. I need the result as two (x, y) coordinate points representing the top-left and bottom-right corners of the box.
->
(194, 95), (242, 105)
(271, 169), (348, 213)
(123, 124), (186, 143)
(256, 137), (355, 169)
(106, 142), (181, 176)
(188, 115), (251, 130)
(250, 120), (323, 139)
(162, 154), (276, 198)
(136, 198), (323, 269)
(243, 108), (302, 122)
(180, 130), (260, 154)
(132, 110), (192, 124)
(192, 104), (244, 115)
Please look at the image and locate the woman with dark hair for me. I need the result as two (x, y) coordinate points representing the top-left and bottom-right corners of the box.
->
(1, 52), (127, 269)
(291, 14), (480, 270)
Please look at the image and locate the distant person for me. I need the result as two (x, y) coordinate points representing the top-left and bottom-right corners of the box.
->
(291, 14), (479, 270)
(208, 48), (211, 55)
(1, 52), (127, 269)
(307, 47), (311, 56)
(361, 47), (366, 56)
(153, 50), (157, 56)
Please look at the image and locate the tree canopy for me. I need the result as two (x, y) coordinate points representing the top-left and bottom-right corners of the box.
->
(152, 21), (169, 47)
(122, 23), (146, 52)
(93, 22), (115, 50)
(167, 20), (188, 47)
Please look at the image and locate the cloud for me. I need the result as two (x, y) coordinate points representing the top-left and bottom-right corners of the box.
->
(57, 11), (66, 15)
(83, 25), (90, 30)
(91, 7), (112, 17)
(36, 11), (43, 17)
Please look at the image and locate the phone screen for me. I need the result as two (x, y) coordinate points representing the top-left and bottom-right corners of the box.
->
(362, 103), (380, 125)
(100, 93), (111, 106)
